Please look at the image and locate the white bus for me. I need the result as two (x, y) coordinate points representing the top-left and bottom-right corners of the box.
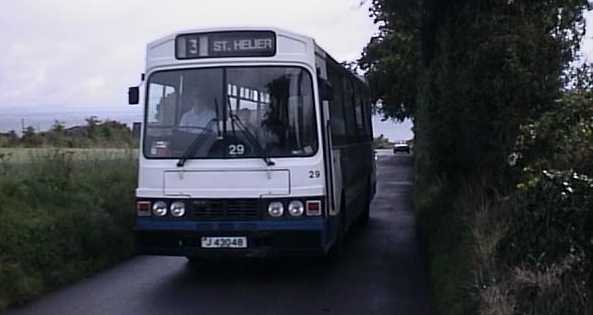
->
(129, 27), (376, 258)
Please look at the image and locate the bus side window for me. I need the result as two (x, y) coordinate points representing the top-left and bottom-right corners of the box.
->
(327, 65), (346, 146)
(363, 91), (373, 142)
(354, 83), (365, 143)
(343, 78), (357, 144)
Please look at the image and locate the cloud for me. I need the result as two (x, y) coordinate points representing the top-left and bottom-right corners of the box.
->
(0, 0), (377, 110)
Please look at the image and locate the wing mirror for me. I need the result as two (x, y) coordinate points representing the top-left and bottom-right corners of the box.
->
(128, 87), (139, 105)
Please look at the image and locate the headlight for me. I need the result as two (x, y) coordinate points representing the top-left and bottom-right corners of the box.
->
(288, 200), (304, 217)
(267, 201), (284, 217)
(170, 201), (186, 217)
(152, 201), (168, 217)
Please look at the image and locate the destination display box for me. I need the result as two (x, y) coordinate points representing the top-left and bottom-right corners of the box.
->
(176, 31), (276, 59)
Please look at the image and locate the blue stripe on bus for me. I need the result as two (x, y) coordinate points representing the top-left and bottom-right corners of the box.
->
(135, 217), (326, 232)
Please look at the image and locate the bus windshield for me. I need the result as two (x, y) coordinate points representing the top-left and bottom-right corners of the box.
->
(144, 66), (318, 159)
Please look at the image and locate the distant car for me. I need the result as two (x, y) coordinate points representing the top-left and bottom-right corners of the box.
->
(393, 143), (410, 154)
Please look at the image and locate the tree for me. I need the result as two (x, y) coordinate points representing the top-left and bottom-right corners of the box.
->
(22, 126), (35, 139)
(360, 0), (591, 177)
(85, 116), (100, 139)
(50, 120), (65, 133)
(373, 134), (393, 149)
(21, 126), (43, 147)
(359, 1), (593, 314)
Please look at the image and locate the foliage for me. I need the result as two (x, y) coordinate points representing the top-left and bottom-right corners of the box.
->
(0, 150), (137, 310)
(499, 169), (593, 314)
(0, 117), (137, 149)
(361, 0), (589, 174)
(372, 134), (393, 149)
(513, 91), (593, 175)
(21, 126), (43, 147)
(414, 176), (479, 315)
(0, 131), (18, 147)
(360, 0), (592, 314)
(491, 90), (593, 315)
(51, 120), (65, 133)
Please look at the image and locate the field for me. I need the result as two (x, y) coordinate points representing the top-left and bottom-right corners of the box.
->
(0, 148), (138, 310)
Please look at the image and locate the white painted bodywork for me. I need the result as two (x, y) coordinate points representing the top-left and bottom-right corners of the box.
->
(135, 27), (331, 201)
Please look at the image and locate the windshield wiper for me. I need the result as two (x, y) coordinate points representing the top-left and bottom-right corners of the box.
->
(176, 119), (217, 167)
(226, 98), (275, 166)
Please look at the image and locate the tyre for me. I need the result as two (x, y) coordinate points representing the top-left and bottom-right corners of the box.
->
(358, 186), (371, 226)
(359, 201), (370, 226)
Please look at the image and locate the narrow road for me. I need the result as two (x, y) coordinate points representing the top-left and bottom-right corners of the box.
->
(7, 154), (432, 315)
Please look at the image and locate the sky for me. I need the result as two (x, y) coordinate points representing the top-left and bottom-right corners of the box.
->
(0, 0), (377, 110)
(0, 0), (416, 140)
(582, 11), (593, 61)
(2, 2), (593, 140)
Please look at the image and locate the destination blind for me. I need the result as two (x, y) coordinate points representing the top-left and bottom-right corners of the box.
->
(176, 31), (276, 59)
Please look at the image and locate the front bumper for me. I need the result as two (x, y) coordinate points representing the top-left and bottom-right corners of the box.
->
(135, 217), (330, 257)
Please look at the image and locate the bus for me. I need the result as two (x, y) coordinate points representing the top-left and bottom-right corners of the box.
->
(129, 27), (376, 258)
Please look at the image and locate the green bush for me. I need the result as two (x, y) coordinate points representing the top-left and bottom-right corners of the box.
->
(3, 118), (137, 149)
(361, 1), (591, 314)
(373, 134), (393, 149)
(484, 91), (593, 315)
(498, 170), (593, 314)
(415, 175), (478, 315)
(0, 150), (137, 310)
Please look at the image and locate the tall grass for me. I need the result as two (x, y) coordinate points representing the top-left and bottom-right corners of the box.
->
(418, 172), (593, 315)
(0, 149), (137, 310)
(415, 175), (478, 315)
(416, 90), (593, 315)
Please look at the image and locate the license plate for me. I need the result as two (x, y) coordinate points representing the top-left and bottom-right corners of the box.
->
(200, 237), (247, 248)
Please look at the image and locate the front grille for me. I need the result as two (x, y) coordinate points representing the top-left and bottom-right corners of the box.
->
(190, 199), (260, 220)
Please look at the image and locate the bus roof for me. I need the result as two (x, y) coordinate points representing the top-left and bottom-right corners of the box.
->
(144, 26), (366, 86)
(145, 26), (320, 71)
(148, 26), (313, 49)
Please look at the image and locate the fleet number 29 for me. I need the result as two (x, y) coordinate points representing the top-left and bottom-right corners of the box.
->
(228, 144), (245, 155)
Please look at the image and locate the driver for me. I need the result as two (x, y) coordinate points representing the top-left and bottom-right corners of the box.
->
(179, 90), (217, 132)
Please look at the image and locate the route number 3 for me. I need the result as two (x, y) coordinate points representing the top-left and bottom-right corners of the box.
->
(309, 170), (321, 178)
(228, 144), (245, 155)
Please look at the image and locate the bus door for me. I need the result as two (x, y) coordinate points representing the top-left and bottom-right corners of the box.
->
(321, 98), (337, 215)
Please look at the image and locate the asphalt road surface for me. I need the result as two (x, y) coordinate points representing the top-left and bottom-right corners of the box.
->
(7, 153), (432, 315)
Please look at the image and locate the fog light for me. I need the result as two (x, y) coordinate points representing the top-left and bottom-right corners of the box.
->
(170, 201), (186, 217)
(152, 201), (168, 217)
(288, 200), (304, 217)
(306, 200), (322, 216)
(268, 201), (284, 217)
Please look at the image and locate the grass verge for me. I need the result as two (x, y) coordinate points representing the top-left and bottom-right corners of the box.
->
(0, 149), (137, 311)
(417, 172), (593, 315)
(415, 175), (478, 315)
